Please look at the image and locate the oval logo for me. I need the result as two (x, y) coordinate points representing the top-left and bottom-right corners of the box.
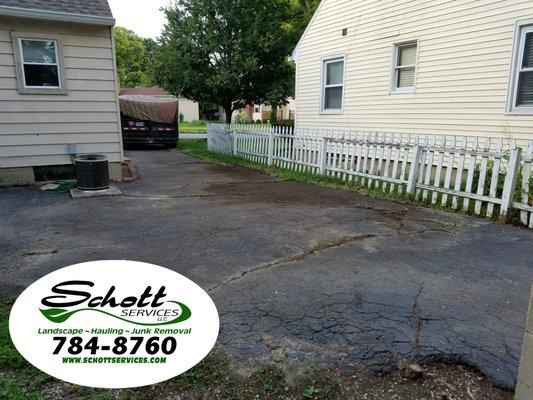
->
(9, 260), (219, 388)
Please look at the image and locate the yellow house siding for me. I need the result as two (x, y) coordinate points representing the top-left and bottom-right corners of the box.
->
(295, 0), (533, 141)
(0, 17), (121, 168)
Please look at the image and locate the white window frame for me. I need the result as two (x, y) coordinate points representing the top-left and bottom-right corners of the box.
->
(320, 55), (346, 114)
(11, 32), (67, 95)
(390, 41), (419, 94)
(507, 20), (533, 115)
(19, 38), (61, 89)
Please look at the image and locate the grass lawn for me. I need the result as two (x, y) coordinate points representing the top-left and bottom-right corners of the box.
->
(179, 121), (207, 133)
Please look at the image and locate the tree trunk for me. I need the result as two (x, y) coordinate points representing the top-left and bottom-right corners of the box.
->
(224, 105), (233, 123)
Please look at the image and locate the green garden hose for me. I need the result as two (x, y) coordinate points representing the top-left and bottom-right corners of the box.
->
(42, 181), (78, 194)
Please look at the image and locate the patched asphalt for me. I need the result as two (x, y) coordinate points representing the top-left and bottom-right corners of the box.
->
(1, 148), (532, 389)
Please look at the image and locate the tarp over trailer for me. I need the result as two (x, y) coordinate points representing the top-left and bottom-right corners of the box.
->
(119, 95), (179, 124)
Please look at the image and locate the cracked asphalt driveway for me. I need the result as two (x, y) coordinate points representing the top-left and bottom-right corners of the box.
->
(1, 148), (532, 389)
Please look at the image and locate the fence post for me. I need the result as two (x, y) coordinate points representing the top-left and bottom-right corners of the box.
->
(319, 137), (327, 175)
(267, 131), (274, 166)
(499, 146), (522, 223)
(406, 145), (422, 197)
(232, 131), (237, 156)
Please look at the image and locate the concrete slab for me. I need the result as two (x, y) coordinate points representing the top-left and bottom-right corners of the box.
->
(70, 185), (123, 199)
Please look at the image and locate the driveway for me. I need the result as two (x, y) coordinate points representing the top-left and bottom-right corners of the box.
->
(1, 148), (532, 389)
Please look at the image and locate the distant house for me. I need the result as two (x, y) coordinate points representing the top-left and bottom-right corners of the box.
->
(292, 0), (533, 141)
(236, 99), (295, 123)
(0, 0), (123, 185)
(249, 99), (295, 122)
(120, 87), (200, 123)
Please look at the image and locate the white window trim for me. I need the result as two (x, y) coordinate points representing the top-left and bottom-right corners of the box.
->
(507, 19), (533, 115)
(19, 37), (61, 90)
(320, 54), (346, 115)
(390, 41), (419, 94)
(11, 32), (67, 95)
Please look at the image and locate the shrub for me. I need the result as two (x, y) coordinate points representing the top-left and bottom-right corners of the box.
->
(274, 119), (294, 128)
(179, 113), (185, 123)
(262, 119), (268, 124)
(269, 108), (278, 125)
(256, 119), (262, 124)
(234, 112), (253, 124)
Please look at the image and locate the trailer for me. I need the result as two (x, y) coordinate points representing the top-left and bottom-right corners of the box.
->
(119, 95), (179, 146)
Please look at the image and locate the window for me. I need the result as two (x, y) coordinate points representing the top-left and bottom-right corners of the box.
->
(391, 42), (418, 93)
(508, 22), (533, 114)
(20, 38), (60, 88)
(322, 57), (344, 112)
(11, 33), (66, 94)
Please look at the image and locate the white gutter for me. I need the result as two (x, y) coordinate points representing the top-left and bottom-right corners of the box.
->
(0, 5), (115, 26)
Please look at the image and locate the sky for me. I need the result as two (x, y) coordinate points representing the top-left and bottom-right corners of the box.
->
(108, 0), (172, 39)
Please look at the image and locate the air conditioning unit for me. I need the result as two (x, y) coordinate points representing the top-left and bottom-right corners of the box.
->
(75, 155), (110, 190)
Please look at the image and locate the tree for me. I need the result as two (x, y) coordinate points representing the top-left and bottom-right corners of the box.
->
(287, 0), (321, 42)
(114, 27), (151, 88)
(153, 0), (295, 123)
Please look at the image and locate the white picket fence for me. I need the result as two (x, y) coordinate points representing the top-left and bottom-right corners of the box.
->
(207, 123), (533, 229)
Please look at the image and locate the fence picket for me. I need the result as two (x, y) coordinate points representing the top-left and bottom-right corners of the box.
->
(521, 142), (533, 226)
(452, 139), (467, 210)
(486, 140), (503, 218)
(432, 150), (444, 205)
(423, 147), (435, 202)
(390, 141), (400, 193)
(474, 138), (490, 215)
(463, 142), (478, 212)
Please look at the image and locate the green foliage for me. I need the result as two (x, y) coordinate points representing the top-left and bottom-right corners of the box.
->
(0, 297), (26, 371)
(269, 108), (278, 125)
(179, 113), (185, 123)
(234, 112), (253, 124)
(274, 119), (295, 128)
(256, 119), (262, 124)
(179, 121), (207, 133)
(142, 37), (158, 58)
(0, 294), (55, 399)
(303, 386), (320, 398)
(262, 119), (268, 124)
(153, 0), (295, 122)
(114, 27), (153, 88)
(286, 0), (321, 43)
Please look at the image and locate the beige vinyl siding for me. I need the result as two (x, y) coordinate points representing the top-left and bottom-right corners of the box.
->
(295, 0), (533, 141)
(0, 17), (121, 168)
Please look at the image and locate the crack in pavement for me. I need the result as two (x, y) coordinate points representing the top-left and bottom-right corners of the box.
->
(209, 234), (378, 292)
(352, 202), (463, 235)
(209, 217), (457, 293)
(411, 283), (424, 353)
(122, 193), (248, 200)
(167, 161), (203, 166)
